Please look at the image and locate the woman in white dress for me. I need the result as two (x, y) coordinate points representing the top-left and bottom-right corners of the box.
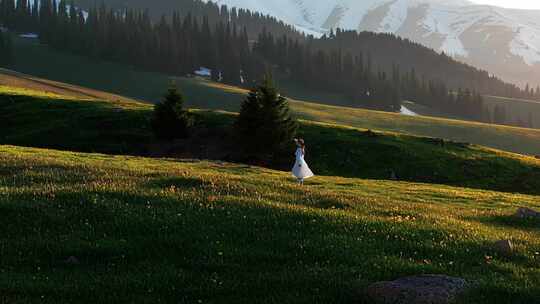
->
(292, 138), (314, 185)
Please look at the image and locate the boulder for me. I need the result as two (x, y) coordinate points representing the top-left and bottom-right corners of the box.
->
(493, 240), (514, 256)
(365, 275), (468, 304)
(515, 207), (540, 219)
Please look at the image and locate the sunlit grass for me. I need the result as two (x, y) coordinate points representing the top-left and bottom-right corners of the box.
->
(0, 145), (538, 303)
(289, 99), (540, 155)
(0, 85), (89, 101)
(197, 78), (249, 95)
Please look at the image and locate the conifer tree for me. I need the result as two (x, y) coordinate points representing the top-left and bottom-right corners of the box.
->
(151, 83), (193, 140)
(235, 75), (298, 159)
(0, 30), (12, 65)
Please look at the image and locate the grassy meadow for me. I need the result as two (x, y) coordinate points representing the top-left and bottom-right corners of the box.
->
(402, 96), (540, 131)
(2, 85), (540, 194)
(0, 85), (152, 154)
(0, 144), (539, 303)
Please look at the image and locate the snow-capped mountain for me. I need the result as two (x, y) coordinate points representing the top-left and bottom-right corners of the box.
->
(209, 0), (540, 86)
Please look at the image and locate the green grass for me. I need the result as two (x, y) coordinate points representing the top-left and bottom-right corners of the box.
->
(7, 36), (540, 156)
(0, 144), (539, 303)
(0, 85), (152, 154)
(0, 85), (82, 100)
(290, 100), (540, 156)
(2, 85), (540, 195)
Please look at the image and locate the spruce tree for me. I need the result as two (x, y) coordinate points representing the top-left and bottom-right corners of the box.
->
(151, 83), (193, 140)
(235, 76), (298, 159)
(0, 30), (12, 66)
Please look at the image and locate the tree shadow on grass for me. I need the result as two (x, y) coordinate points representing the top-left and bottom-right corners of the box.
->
(302, 124), (540, 196)
(467, 214), (540, 232)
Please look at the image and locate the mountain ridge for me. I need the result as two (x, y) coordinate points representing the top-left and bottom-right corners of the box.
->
(208, 0), (540, 86)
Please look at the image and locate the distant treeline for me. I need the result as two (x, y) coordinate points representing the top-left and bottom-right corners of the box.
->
(0, 0), (537, 125)
(74, 0), (306, 41)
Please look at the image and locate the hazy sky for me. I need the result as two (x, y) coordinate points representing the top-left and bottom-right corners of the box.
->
(471, 0), (540, 9)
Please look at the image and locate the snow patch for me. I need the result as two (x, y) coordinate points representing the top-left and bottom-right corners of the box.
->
(400, 105), (418, 116)
(19, 33), (38, 39)
(421, 5), (477, 57)
(379, 0), (409, 32)
(509, 25), (540, 65)
(195, 67), (212, 77)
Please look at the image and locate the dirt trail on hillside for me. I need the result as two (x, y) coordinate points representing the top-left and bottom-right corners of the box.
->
(0, 68), (139, 103)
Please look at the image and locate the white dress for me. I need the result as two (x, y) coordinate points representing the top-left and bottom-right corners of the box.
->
(292, 148), (314, 179)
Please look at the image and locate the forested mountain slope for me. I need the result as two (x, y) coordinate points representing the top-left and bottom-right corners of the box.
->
(2, 0), (537, 123)
(207, 0), (540, 87)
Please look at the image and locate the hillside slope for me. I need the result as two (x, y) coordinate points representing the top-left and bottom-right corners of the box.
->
(0, 67), (140, 103)
(2, 84), (540, 195)
(4, 37), (540, 156)
(1, 144), (539, 303)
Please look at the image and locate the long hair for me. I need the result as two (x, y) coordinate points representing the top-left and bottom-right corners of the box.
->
(297, 139), (306, 151)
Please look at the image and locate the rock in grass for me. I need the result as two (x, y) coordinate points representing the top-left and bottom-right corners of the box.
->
(515, 207), (540, 219)
(366, 275), (468, 304)
(494, 240), (514, 256)
(65, 256), (80, 265)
